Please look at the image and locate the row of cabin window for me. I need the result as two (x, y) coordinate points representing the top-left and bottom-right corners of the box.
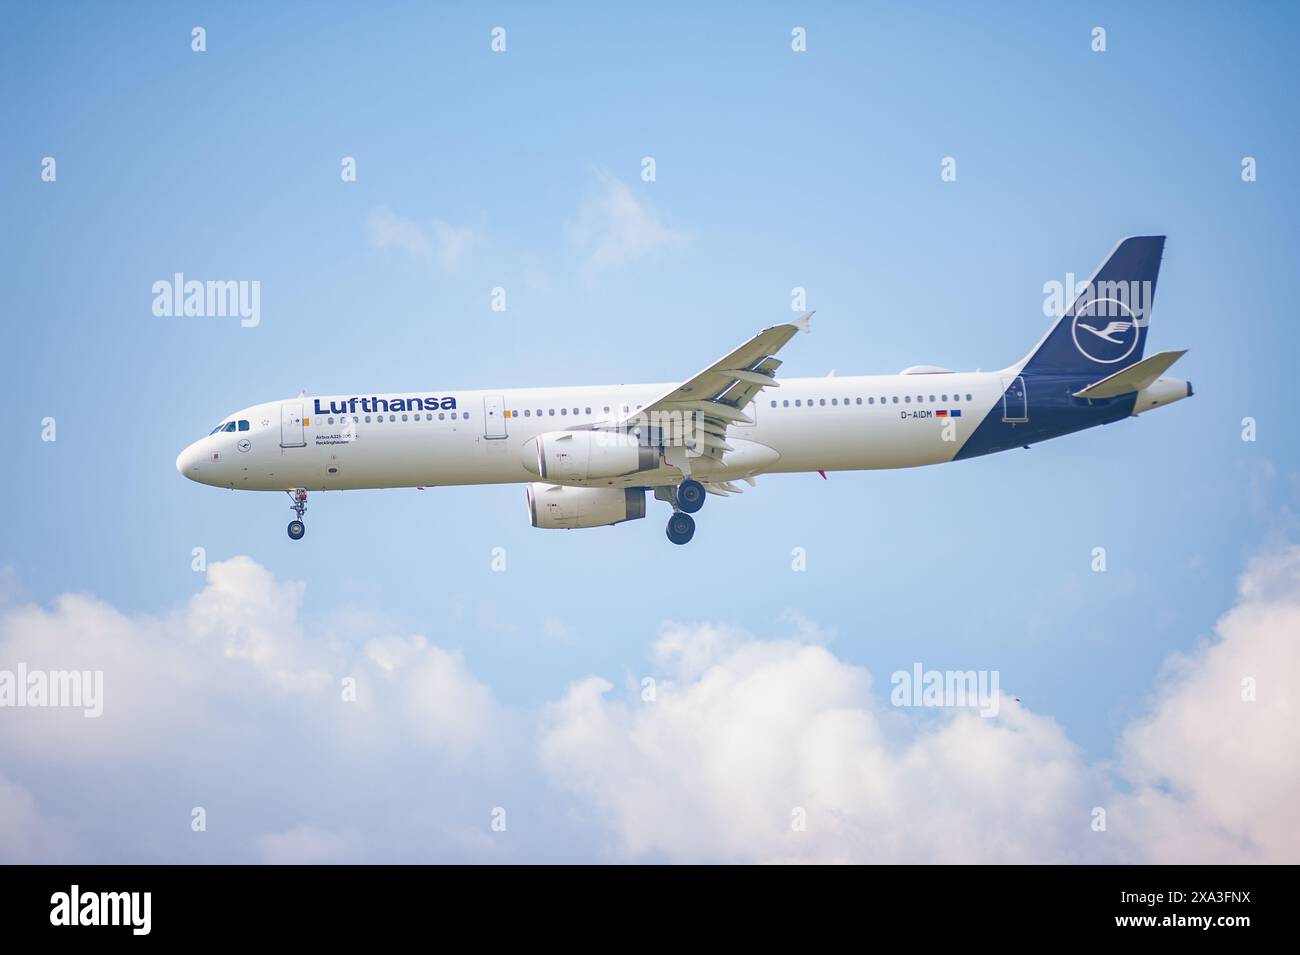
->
(325, 411), (472, 424)
(771, 392), (974, 409)
(504, 405), (646, 419)
(518, 406), (600, 418)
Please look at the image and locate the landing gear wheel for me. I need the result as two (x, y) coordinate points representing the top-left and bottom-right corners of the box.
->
(666, 511), (696, 545)
(677, 479), (706, 514)
(285, 488), (308, 541)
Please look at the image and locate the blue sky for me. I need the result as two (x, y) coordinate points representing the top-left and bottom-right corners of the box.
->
(2, 2), (1298, 862)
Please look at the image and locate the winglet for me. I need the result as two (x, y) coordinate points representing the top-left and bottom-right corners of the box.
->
(792, 310), (813, 334)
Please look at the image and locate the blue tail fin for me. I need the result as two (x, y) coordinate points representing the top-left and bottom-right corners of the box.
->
(1020, 236), (1165, 377)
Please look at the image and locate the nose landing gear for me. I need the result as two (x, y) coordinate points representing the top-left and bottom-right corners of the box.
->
(286, 489), (307, 540)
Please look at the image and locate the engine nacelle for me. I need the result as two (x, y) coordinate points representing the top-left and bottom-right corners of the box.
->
(524, 431), (658, 483)
(527, 484), (647, 529)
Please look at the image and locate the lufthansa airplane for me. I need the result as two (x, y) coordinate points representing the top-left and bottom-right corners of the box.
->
(176, 236), (1190, 545)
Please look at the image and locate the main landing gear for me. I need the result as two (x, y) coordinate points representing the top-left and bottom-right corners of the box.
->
(664, 479), (706, 545)
(666, 511), (696, 545)
(676, 478), (705, 514)
(286, 488), (307, 540)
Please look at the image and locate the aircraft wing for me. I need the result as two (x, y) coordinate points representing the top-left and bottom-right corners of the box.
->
(606, 312), (812, 458)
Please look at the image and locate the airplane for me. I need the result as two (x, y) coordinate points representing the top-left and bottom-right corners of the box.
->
(176, 236), (1191, 545)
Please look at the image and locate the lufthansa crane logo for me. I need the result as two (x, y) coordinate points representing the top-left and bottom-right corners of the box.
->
(1071, 297), (1142, 364)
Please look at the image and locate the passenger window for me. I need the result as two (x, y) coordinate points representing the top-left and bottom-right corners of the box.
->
(549, 409), (555, 416)
(966, 393), (972, 401)
(929, 395), (935, 402)
(831, 398), (838, 405)
(439, 413), (445, 420)
(464, 412), (470, 420)
(561, 408), (568, 415)
(868, 397), (874, 405)
(365, 416), (372, 423)
(524, 409), (531, 416)
(603, 406), (610, 413)
(819, 399), (826, 406)
(942, 394), (949, 402)
(771, 400), (777, 407)
(783, 400), (789, 407)
(401, 414), (408, 421)
(585, 407), (591, 414)
(905, 396), (911, 403)
(892, 396), (899, 404)
(795, 400), (801, 407)
(389, 415), (396, 422)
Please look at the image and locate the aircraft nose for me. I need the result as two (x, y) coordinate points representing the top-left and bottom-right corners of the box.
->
(176, 443), (199, 479)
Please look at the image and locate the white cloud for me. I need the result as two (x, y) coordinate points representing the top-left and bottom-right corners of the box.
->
(1112, 546), (1300, 863)
(0, 775), (79, 862)
(362, 635), (497, 757)
(541, 550), (1300, 862)
(541, 630), (1098, 863)
(3, 549), (1297, 863)
(0, 557), (507, 861)
(366, 207), (473, 272)
(568, 173), (686, 275)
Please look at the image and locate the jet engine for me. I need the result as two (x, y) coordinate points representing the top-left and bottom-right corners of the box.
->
(524, 431), (659, 483)
(527, 484), (647, 529)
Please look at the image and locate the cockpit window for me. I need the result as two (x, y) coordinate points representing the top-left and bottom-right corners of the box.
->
(224, 421), (237, 432)
(238, 420), (250, 431)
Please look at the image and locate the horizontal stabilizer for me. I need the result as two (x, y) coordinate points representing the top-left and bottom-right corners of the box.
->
(1073, 349), (1187, 399)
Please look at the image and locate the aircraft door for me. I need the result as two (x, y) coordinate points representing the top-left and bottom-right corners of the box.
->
(483, 395), (508, 439)
(1000, 376), (1028, 423)
(280, 403), (306, 447)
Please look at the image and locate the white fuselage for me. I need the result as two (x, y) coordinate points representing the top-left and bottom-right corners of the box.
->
(175, 238), (1194, 543)
(175, 372), (1012, 493)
